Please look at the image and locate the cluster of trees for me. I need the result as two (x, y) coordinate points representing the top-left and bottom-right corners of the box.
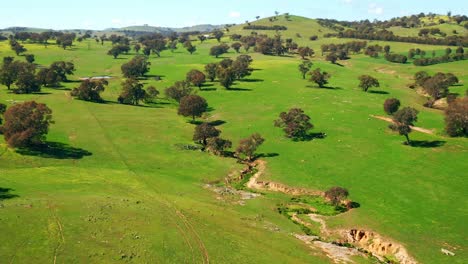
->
(413, 71), (459, 107)
(56, 33), (76, 49)
(242, 25), (288, 31)
(209, 44), (230, 58)
(418, 28), (446, 37)
(320, 41), (367, 56)
(37, 61), (76, 87)
(0, 101), (53, 148)
(121, 56), (151, 79)
(9, 39), (27, 56)
(0, 57), (73, 93)
(11, 31), (55, 45)
(317, 15), (468, 46)
(107, 44), (131, 59)
(71, 79), (108, 103)
(117, 78), (154, 105)
(384, 53), (408, 63)
(138, 34), (167, 57)
(413, 47), (466, 66)
(204, 55), (253, 89)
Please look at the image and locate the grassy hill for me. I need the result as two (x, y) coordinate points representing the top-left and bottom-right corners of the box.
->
(0, 14), (467, 263)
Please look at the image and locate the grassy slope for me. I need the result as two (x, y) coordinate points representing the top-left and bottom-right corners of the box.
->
(0, 16), (467, 263)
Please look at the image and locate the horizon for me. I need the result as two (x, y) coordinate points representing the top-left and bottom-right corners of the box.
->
(1, 0), (467, 30)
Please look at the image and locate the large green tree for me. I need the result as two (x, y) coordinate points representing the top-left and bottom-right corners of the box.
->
(274, 108), (313, 140)
(118, 79), (147, 105)
(178, 95), (208, 121)
(390, 107), (419, 145)
(1, 101), (53, 148)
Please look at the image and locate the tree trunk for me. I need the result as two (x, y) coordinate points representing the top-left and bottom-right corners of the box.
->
(404, 134), (410, 145)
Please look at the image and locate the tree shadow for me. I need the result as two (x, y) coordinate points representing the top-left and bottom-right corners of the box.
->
(241, 78), (264, 83)
(0, 187), (18, 201)
(409, 140), (446, 148)
(306, 85), (342, 90)
(348, 201), (360, 209)
(208, 120), (226, 126)
(294, 132), (327, 142)
(368, 90), (389, 95)
(16, 142), (93, 159)
(257, 153), (280, 158)
(334, 63), (345, 67)
(227, 87), (252, 92)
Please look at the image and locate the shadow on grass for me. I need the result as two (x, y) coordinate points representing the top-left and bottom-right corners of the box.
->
(16, 142), (92, 159)
(257, 153), (280, 158)
(306, 85), (342, 90)
(0, 187), (18, 201)
(241, 78), (264, 83)
(368, 90), (389, 95)
(227, 87), (252, 92)
(208, 120), (226, 126)
(409, 140), (446, 148)
(293, 132), (327, 142)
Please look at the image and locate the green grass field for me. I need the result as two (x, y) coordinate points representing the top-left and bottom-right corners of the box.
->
(0, 17), (467, 263)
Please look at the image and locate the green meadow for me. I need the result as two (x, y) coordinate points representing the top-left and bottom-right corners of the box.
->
(0, 16), (467, 263)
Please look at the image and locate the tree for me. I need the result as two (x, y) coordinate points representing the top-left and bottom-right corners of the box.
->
(193, 123), (220, 148)
(184, 41), (197, 54)
(0, 103), (6, 125)
(231, 42), (242, 53)
(107, 44), (130, 59)
(298, 46), (314, 59)
(134, 44), (141, 54)
(15, 63), (40, 94)
(298, 61), (312, 79)
(169, 40), (178, 53)
(10, 40), (27, 55)
(216, 67), (236, 89)
(309, 68), (330, 88)
(165, 81), (193, 102)
(210, 44), (229, 58)
(48, 61), (75, 82)
(206, 137), (232, 156)
(205, 63), (218, 82)
(232, 56), (252, 80)
(274, 108), (313, 140)
(236, 133), (265, 162)
(71, 79), (108, 102)
(324, 187), (349, 206)
(145, 86), (159, 103)
(1, 101), (53, 148)
(198, 35), (206, 43)
(0, 59), (20, 89)
(325, 53), (338, 64)
(213, 30), (224, 42)
(186, 69), (206, 89)
(178, 95), (208, 121)
(358, 75), (380, 92)
(383, 98), (401, 115)
(118, 79), (147, 105)
(390, 107), (419, 145)
(25, 54), (35, 64)
(384, 45), (391, 54)
(121, 56), (151, 78)
(445, 97), (468, 137)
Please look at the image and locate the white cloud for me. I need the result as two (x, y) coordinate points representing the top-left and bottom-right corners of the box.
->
(229, 11), (241, 18)
(343, 0), (353, 4)
(368, 3), (384, 15)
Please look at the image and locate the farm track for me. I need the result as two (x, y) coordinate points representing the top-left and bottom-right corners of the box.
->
(370, 115), (435, 135)
(83, 104), (209, 263)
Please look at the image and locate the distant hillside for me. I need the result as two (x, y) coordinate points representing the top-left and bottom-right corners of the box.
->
(228, 15), (340, 39)
(107, 24), (223, 34)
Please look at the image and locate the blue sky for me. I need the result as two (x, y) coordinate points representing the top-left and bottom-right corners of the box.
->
(1, 0), (466, 29)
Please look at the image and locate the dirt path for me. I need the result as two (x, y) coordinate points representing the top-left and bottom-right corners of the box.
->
(370, 115), (435, 135)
